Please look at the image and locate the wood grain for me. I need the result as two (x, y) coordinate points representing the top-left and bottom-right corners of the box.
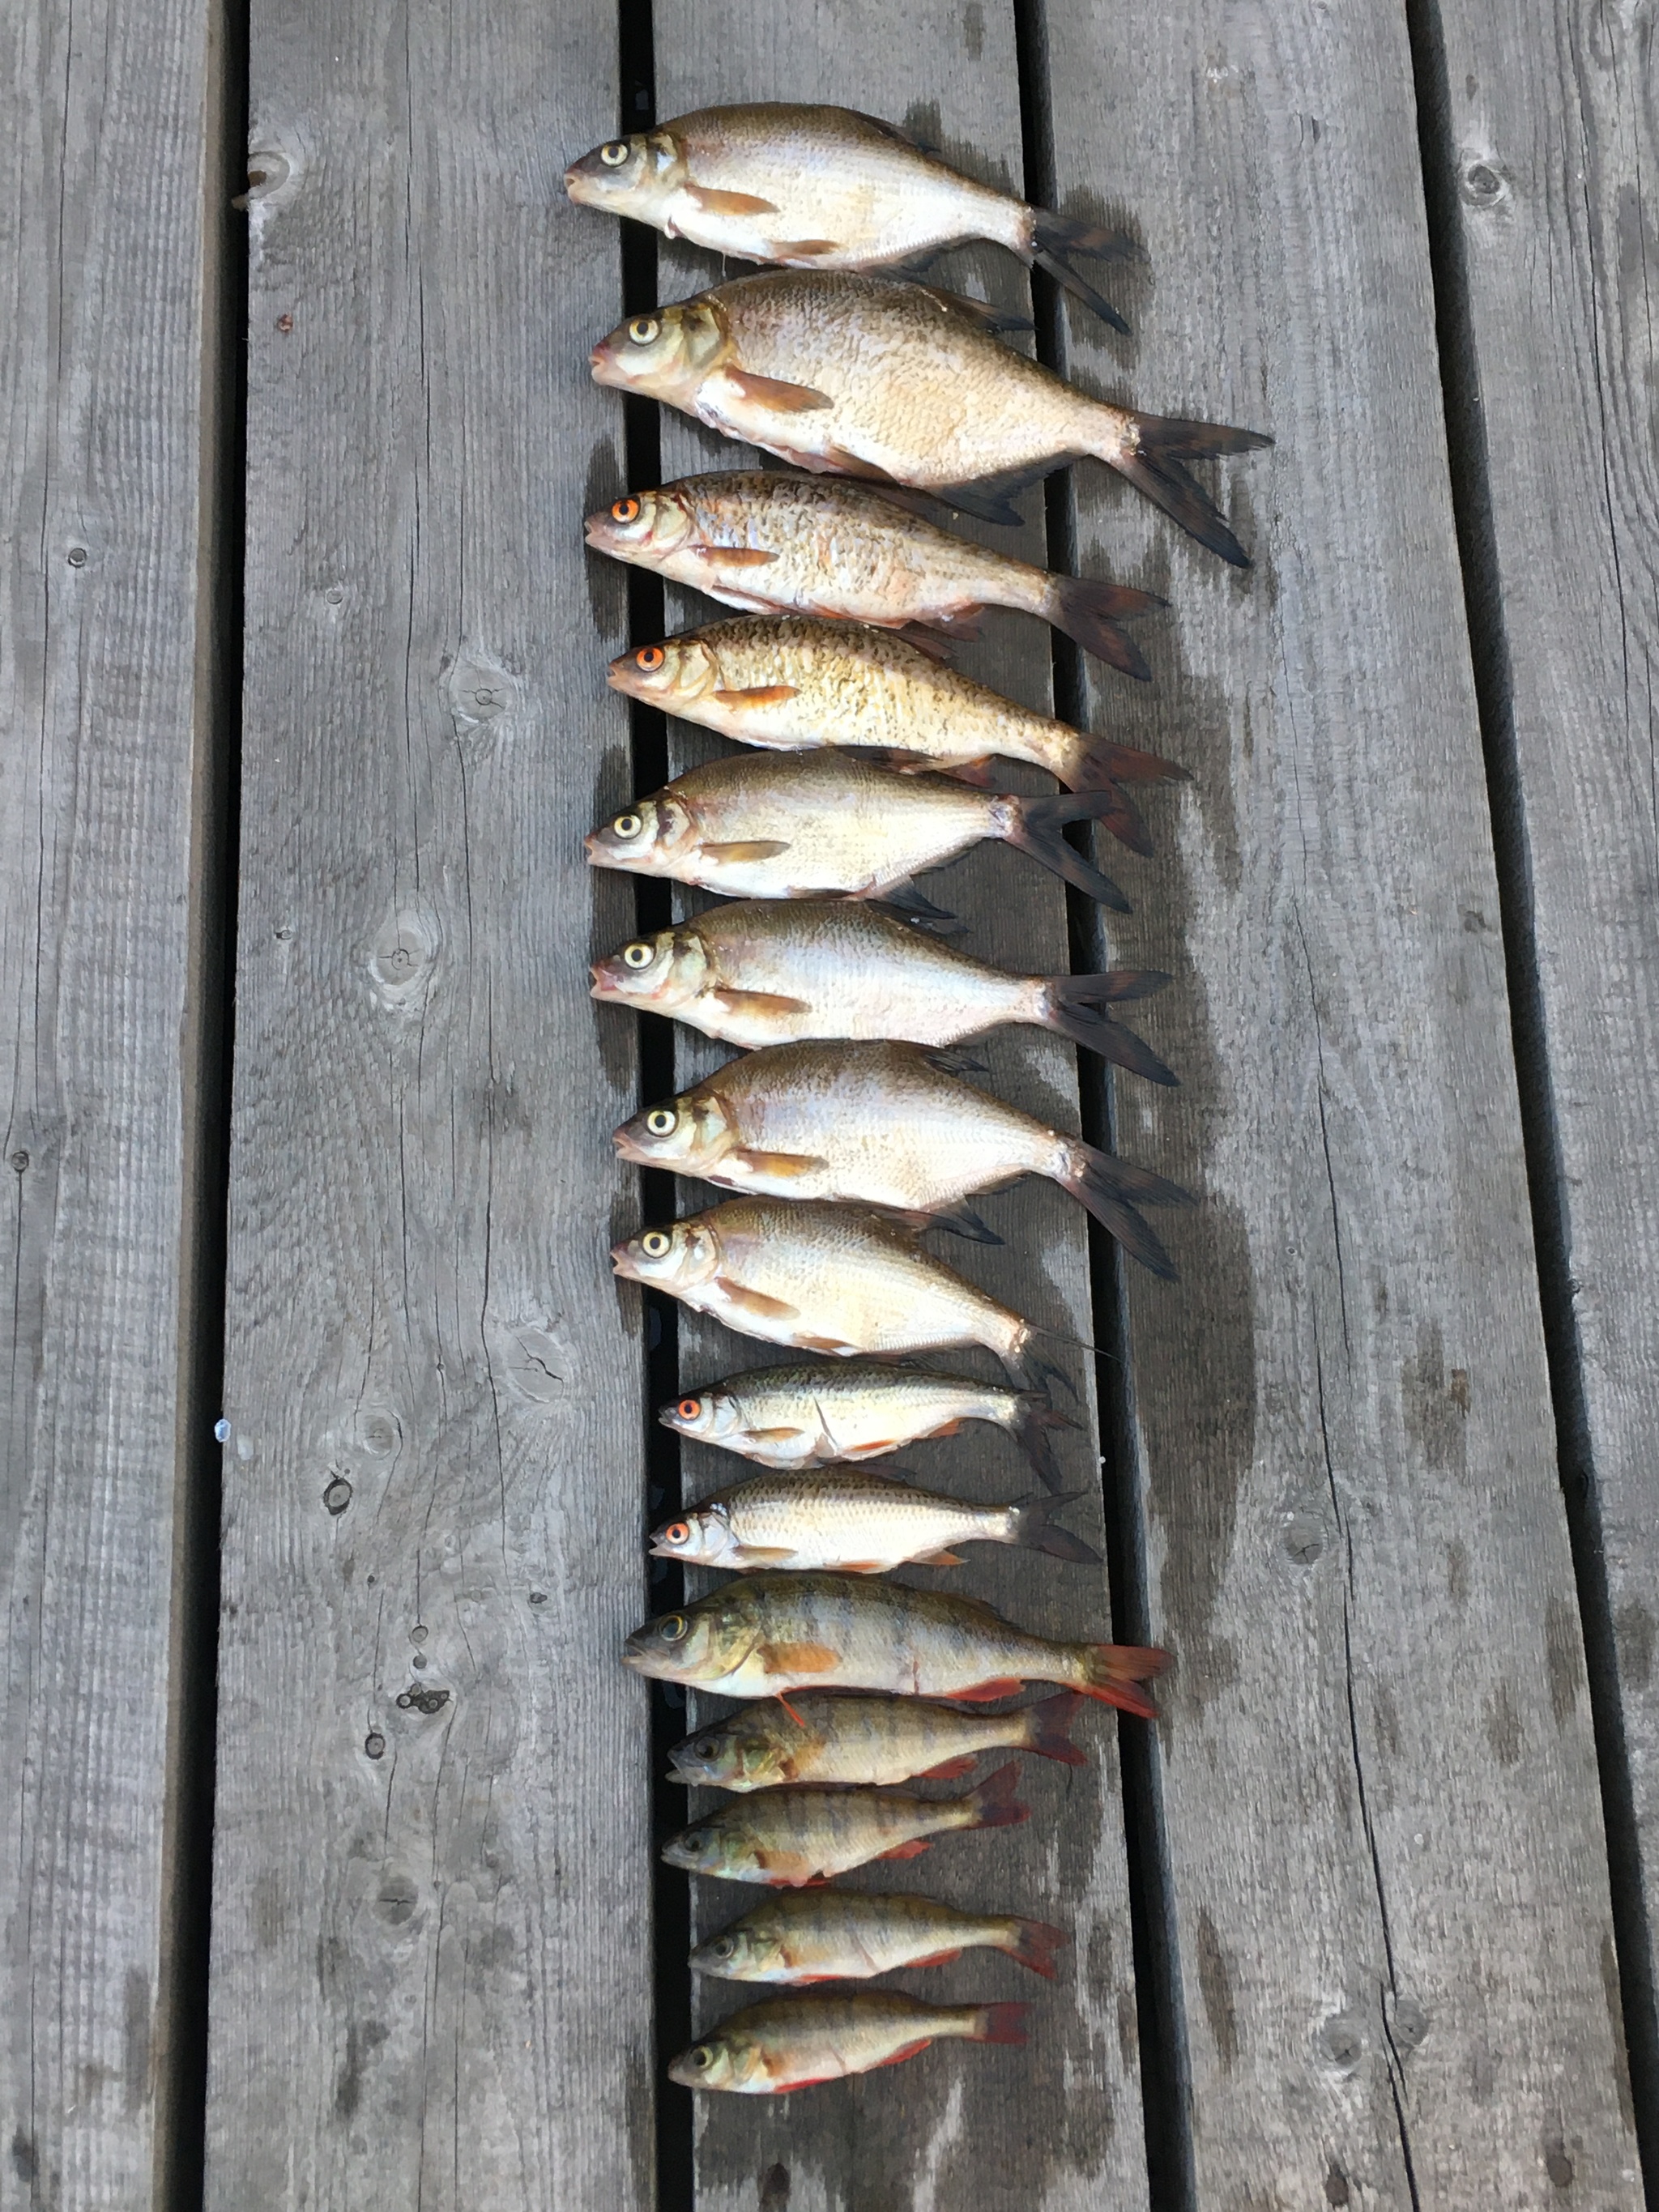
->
(1039, 0), (1644, 2201)
(1431, 0), (1659, 2126)
(203, 6), (655, 2206)
(0, 0), (222, 2201)
(623, 10), (1156, 2206)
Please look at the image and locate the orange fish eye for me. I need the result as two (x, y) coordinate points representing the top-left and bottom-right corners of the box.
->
(663, 1521), (690, 1546)
(635, 645), (665, 671)
(677, 1396), (702, 1421)
(611, 497), (640, 523)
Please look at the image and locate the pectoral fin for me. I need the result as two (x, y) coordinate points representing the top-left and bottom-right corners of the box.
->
(734, 1545), (798, 1563)
(915, 1548), (965, 1566)
(773, 238), (839, 257)
(756, 1640), (841, 1675)
(684, 183), (779, 216)
(709, 987), (812, 1021)
(731, 1148), (826, 1180)
(697, 839), (791, 863)
(878, 1839), (932, 1860)
(798, 1333), (855, 1355)
(725, 369), (835, 414)
(714, 1277), (800, 1322)
(694, 543), (778, 567)
(713, 684), (798, 706)
(743, 1424), (808, 1443)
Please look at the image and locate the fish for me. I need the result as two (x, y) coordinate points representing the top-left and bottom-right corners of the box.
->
(591, 897), (1177, 1085)
(661, 1761), (1028, 1886)
(565, 102), (1133, 330)
(668, 1989), (1029, 2093)
(612, 1198), (1090, 1382)
(622, 1570), (1170, 1713)
(692, 1890), (1069, 1984)
(613, 1040), (1192, 1275)
(669, 1688), (1088, 1792)
(607, 616), (1187, 803)
(584, 473), (1162, 676)
(589, 273), (1270, 563)
(659, 1360), (1080, 1490)
(650, 1468), (1101, 1575)
(583, 748), (1137, 911)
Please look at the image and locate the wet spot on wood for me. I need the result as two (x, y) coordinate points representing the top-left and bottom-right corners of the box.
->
(334, 2019), (387, 2120)
(758, 2161), (791, 2208)
(1483, 1680), (1522, 1766)
(10, 2132), (36, 2184)
(1324, 2166), (1350, 2206)
(124, 1968), (151, 2110)
(962, 1), (983, 57)
(1614, 1599), (1654, 1691)
(1447, 1538), (1469, 1609)
(1545, 2137), (1574, 2189)
(1545, 1595), (1584, 1724)
(1401, 1322), (1466, 1472)
(1196, 1906), (1239, 2070)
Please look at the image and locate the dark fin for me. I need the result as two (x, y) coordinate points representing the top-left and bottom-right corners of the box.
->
(713, 683), (798, 706)
(1056, 1144), (1187, 1278)
(964, 1761), (1029, 1831)
(1073, 735), (1189, 789)
(1115, 412), (1273, 569)
(725, 369), (835, 414)
(918, 284), (1035, 336)
(1058, 967), (1172, 1004)
(917, 1204), (1001, 1244)
(1064, 1139), (1192, 1209)
(969, 2001), (1030, 2047)
(1008, 1492), (1103, 1566)
(1010, 1394), (1081, 1493)
(1006, 1919), (1070, 1979)
(1077, 778), (1154, 855)
(1047, 573), (1163, 680)
(1004, 791), (1133, 911)
(932, 481), (1027, 528)
(872, 880), (958, 924)
(893, 623), (955, 662)
(924, 1046), (992, 1077)
(1041, 978), (1179, 1085)
(1022, 1689), (1088, 1767)
(1078, 1642), (1170, 1719)
(1005, 1341), (1078, 1400)
(918, 1754), (979, 1780)
(918, 606), (986, 642)
(684, 183), (779, 216)
(1032, 245), (1131, 334)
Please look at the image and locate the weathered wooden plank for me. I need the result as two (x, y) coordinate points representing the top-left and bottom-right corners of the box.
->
(629, 13), (1154, 2208)
(1038, 0), (1643, 2201)
(1429, 0), (1659, 2143)
(204, 7), (655, 2206)
(1, 0), (224, 2200)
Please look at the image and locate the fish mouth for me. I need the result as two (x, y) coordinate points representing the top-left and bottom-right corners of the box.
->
(582, 510), (610, 546)
(589, 957), (627, 999)
(610, 1240), (642, 1280)
(666, 2050), (707, 2089)
(612, 1127), (658, 1166)
(667, 1750), (716, 1786)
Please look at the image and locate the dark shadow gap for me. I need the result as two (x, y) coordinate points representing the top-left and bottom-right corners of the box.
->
(1404, 0), (1659, 2195)
(1013, 6), (1195, 2206)
(616, 6), (694, 2206)
(155, 0), (249, 2204)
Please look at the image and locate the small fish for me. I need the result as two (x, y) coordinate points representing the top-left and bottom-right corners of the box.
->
(583, 748), (1136, 911)
(565, 102), (1132, 330)
(661, 1761), (1028, 1886)
(670, 1688), (1087, 1792)
(613, 1040), (1192, 1276)
(584, 474), (1160, 675)
(660, 1359), (1079, 1490)
(669, 1988), (1029, 2093)
(608, 617), (1186, 802)
(612, 1198), (1080, 1383)
(650, 1468), (1100, 1575)
(692, 1890), (1069, 1984)
(590, 273), (1270, 563)
(622, 1570), (1170, 1713)
(591, 897), (1176, 1084)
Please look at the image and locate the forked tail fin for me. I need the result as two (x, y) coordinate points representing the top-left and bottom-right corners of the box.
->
(963, 1761), (1030, 1831)
(1057, 1138), (1193, 1277)
(1110, 412), (1273, 568)
(1077, 1643), (1170, 1718)
(1041, 974), (1178, 1085)
(1004, 791), (1134, 911)
(1004, 1917), (1071, 1979)
(1019, 1689), (1089, 1766)
(966, 2000), (1031, 2046)
(1029, 208), (1137, 335)
(1008, 1492), (1102, 1565)
(1066, 735), (1189, 793)
(1047, 573), (1163, 680)
(1009, 1392), (1081, 1491)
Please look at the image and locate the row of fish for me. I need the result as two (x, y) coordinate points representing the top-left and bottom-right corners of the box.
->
(569, 99), (1235, 2098)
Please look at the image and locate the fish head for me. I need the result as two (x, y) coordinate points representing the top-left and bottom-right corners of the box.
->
(563, 126), (684, 217)
(669, 1709), (798, 1790)
(689, 1920), (788, 1981)
(612, 1088), (733, 1174)
(668, 2027), (765, 2093)
(660, 1814), (751, 1879)
(591, 924), (708, 1014)
(657, 1385), (743, 1447)
(583, 791), (697, 876)
(649, 1502), (737, 1568)
(609, 1213), (723, 1293)
(607, 633), (720, 711)
(621, 1594), (725, 1684)
(590, 299), (730, 407)
(584, 486), (697, 566)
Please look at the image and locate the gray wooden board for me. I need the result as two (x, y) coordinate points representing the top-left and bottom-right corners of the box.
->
(1, 0), (220, 2200)
(1433, 0), (1659, 2104)
(1039, 0), (1644, 2201)
(205, 7), (655, 2206)
(620, 9), (1155, 2206)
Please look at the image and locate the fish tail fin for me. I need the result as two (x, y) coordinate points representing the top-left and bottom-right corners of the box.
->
(1009, 1491), (1102, 1565)
(1060, 734), (1189, 804)
(1078, 1642), (1171, 1718)
(1004, 1334), (1081, 1399)
(966, 2000), (1031, 2047)
(1057, 1139), (1192, 1277)
(1047, 573), (1162, 680)
(1029, 209), (1137, 334)
(964, 1760), (1030, 1831)
(1004, 792), (1132, 911)
(1004, 1917), (1071, 1979)
(1009, 1392), (1081, 1492)
(1041, 975), (1179, 1085)
(1110, 412), (1273, 569)
(1021, 1689), (1089, 1766)
(1049, 773), (1152, 853)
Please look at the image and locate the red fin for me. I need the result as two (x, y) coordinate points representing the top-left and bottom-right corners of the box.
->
(725, 368), (834, 414)
(1007, 1920), (1068, 1979)
(906, 1949), (963, 1970)
(774, 1692), (808, 1728)
(714, 684), (798, 706)
(870, 2037), (934, 2071)
(685, 183), (779, 216)
(1079, 1642), (1170, 1720)
(970, 2001), (1030, 2048)
(770, 2069), (839, 2091)
(694, 544), (778, 567)
(757, 1641), (840, 1675)
(877, 1839), (932, 1861)
(714, 1276), (799, 1322)
(948, 1677), (1026, 1703)
(773, 237), (839, 256)
(915, 1548), (964, 1566)
(917, 1756), (977, 1780)
(838, 1560), (887, 1576)
(798, 1333), (854, 1355)
(1024, 1690), (1088, 1767)
(966, 1761), (1029, 1831)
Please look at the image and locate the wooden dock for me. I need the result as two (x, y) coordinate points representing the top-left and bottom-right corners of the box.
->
(3, 0), (1653, 2204)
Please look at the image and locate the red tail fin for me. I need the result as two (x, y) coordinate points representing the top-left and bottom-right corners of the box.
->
(1021, 1689), (1088, 1767)
(1006, 1919), (1070, 1979)
(1079, 1643), (1170, 1719)
(970, 2000), (1031, 2047)
(965, 1761), (1030, 1831)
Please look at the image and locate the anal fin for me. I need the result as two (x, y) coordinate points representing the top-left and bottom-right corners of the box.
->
(947, 1677), (1026, 1703)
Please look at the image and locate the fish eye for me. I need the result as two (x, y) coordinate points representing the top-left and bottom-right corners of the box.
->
(678, 1397), (702, 1421)
(634, 645), (665, 671)
(612, 812), (644, 840)
(645, 1106), (677, 1136)
(610, 497), (640, 524)
(682, 1829), (710, 1855)
(599, 140), (630, 167)
(663, 1521), (690, 1546)
(658, 1612), (688, 1641)
(621, 940), (655, 969)
(628, 316), (660, 345)
(689, 2045), (713, 2070)
(693, 1737), (719, 1758)
(711, 1935), (735, 1959)
(640, 1230), (672, 1259)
